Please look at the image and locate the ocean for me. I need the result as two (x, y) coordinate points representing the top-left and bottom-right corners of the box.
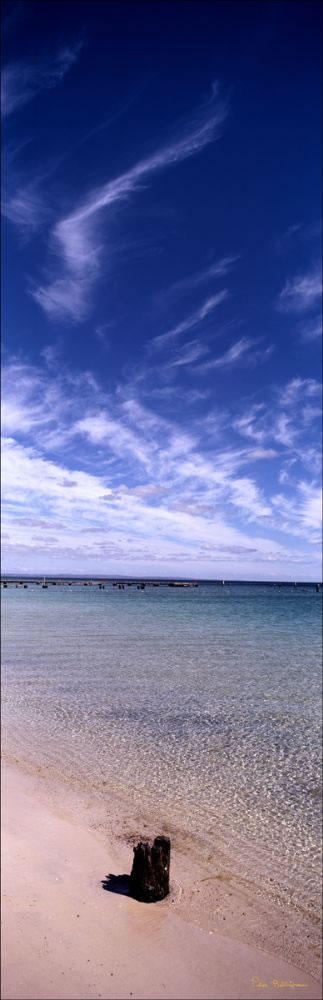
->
(1, 582), (322, 923)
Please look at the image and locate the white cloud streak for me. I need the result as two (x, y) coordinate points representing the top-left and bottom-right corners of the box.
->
(31, 89), (228, 321)
(1, 44), (82, 117)
(234, 378), (322, 453)
(157, 256), (238, 305)
(196, 338), (273, 373)
(166, 339), (209, 368)
(151, 291), (229, 352)
(277, 265), (322, 314)
(198, 336), (253, 370)
(278, 377), (321, 408)
(2, 185), (50, 235)
(299, 315), (322, 342)
(272, 482), (322, 544)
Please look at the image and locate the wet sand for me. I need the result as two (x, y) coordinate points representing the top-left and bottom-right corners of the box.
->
(1, 762), (321, 1000)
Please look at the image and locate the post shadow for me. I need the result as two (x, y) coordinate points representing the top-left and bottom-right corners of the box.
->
(101, 873), (130, 895)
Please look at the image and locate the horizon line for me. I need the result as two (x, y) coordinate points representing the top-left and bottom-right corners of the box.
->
(1, 574), (322, 586)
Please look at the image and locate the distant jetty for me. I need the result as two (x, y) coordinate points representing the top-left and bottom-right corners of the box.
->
(1, 576), (200, 589)
(1, 577), (322, 590)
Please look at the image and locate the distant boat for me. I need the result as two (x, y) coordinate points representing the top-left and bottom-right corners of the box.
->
(42, 577), (48, 589)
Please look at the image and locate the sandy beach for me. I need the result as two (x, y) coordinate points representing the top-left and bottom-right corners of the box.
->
(1, 761), (321, 1000)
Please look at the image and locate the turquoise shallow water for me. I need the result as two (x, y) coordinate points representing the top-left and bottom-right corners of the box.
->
(1, 583), (322, 917)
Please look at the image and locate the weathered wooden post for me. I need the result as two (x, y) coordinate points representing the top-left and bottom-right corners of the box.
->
(129, 836), (170, 902)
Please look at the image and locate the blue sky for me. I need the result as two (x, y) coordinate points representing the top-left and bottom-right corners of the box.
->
(2, 0), (322, 579)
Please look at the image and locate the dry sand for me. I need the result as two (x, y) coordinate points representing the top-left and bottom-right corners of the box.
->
(1, 762), (321, 1000)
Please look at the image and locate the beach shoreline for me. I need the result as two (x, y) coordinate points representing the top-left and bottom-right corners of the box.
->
(1, 757), (321, 1000)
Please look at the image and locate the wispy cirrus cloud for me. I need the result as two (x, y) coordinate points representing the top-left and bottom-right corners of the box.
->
(278, 376), (321, 407)
(31, 87), (228, 321)
(273, 221), (322, 257)
(298, 315), (322, 342)
(1, 44), (82, 117)
(199, 336), (253, 370)
(297, 481), (322, 534)
(74, 412), (156, 470)
(94, 323), (112, 350)
(233, 404), (267, 444)
(151, 291), (229, 352)
(234, 377), (322, 452)
(1, 359), (103, 452)
(165, 339), (209, 369)
(272, 482), (322, 544)
(276, 264), (322, 314)
(196, 338), (273, 373)
(2, 184), (50, 236)
(156, 256), (238, 306)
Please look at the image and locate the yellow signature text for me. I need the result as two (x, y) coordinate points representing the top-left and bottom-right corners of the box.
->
(251, 976), (308, 990)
